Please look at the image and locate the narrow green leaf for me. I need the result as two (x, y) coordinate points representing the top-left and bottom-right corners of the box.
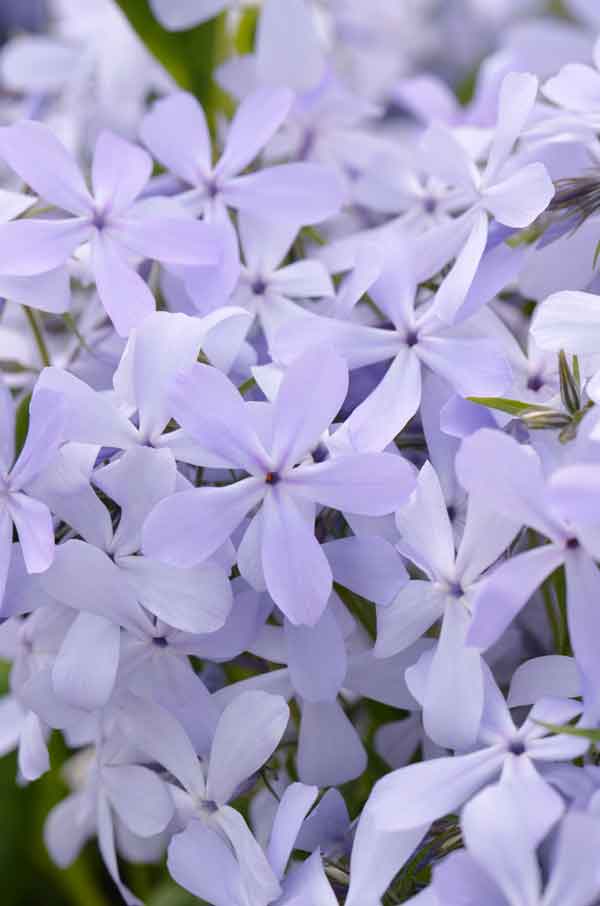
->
(468, 396), (555, 416)
(522, 410), (572, 430)
(536, 721), (597, 743)
(0, 360), (36, 375)
(147, 880), (207, 906)
(14, 392), (31, 459)
(558, 349), (581, 415)
(593, 239), (600, 269)
(113, 1), (227, 124)
(234, 6), (259, 54)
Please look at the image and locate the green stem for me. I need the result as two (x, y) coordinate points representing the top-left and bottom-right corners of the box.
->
(24, 306), (50, 367)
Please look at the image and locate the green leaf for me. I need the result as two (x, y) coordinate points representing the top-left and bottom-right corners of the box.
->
(147, 880), (207, 906)
(558, 349), (581, 415)
(468, 396), (555, 416)
(536, 721), (597, 742)
(0, 360), (36, 375)
(113, 1), (228, 124)
(593, 239), (600, 269)
(234, 6), (259, 54)
(14, 392), (31, 459)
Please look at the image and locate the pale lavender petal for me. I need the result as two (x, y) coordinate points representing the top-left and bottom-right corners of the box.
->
(238, 211), (298, 274)
(256, 0), (326, 92)
(460, 784), (542, 905)
(345, 814), (428, 906)
(140, 91), (212, 182)
(92, 232), (155, 337)
(565, 549), (600, 690)
(92, 131), (152, 215)
(508, 656), (581, 707)
(548, 464), (600, 525)
(396, 460), (456, 580)
(142, 479), (265, 567)
(18, 711), (49, 781)
(543, 812), (600, 906)
(543, 63), (600, 112)
(269, 260), (333, 299)
(216, 805), (281, 906)
(94, 447), (176, 553)
(207, 690), (289, 805)
(455, 494), (519, 586)
(331, 348), (422, 453)
(468, 546), (565, 651)
(484, 72), (539, 182)
(103, 764), (174, 837)
(375, 581), (445, 657)
(298, 699), (366, 786)
(0, 383), (14, 470)
(39, 540), (143, 632)
(223, 163), (345, 224)
(416, 335), (511, 399)
(8, 493), (54, 574)
(0, 509), (14, 605)
(428, 210), (488, 324)
(366, 747), (505, 832)
(271, 346), (348, 471)
(97, 794), (143, 906)
(153, 0), (229, 27)
(267, 782), (318, 880)
(347, 643), (429, 710)
(0, 121), (92, 214)
(120, 556), (232, 633)
(456, 428), (562, 538)
(169, 363), (269, 472)
(217, 87), (293, 179)
(52, 612), (120, 710)
(274, 312), (401, 370)
(10, 388), (64, 489)
(0, 267), (70, 314)
(286, 452), (415, 516)
(285, 607), (347, 702)
(35, 367), (138, 449)
(423, 604), (484, 751)
(119, 694), (206, 798)
(0, 218), (89, 276)
(261, 488), (331, 626)
(44, 793), (92, 868)
(324, 535), (408, 606)
(111, 216), (220, 267)
(167, 820), (244, 906)
(531, 291), (600, 355)
(483, 163), (554, 228)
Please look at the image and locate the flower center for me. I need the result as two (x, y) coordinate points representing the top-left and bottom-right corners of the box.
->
(152, 636), (168, 648)
(252, 277), (268, 296)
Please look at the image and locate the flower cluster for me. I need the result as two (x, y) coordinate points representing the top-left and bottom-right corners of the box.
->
(2, 0), (600, 904)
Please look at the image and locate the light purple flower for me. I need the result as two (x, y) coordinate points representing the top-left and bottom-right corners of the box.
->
(274, 231), (512, 453)
(0, 123), (221, 335)
(375, 461), (519, 750)
(143, 346), (416, 625)
(0, 381), (65, 603)
(457, 428), (600, 697)
(139, 86), (346, 225)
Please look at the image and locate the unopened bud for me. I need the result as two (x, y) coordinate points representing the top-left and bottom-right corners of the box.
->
(521, 409), (572, 430)
(558, 350), (581, 415)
